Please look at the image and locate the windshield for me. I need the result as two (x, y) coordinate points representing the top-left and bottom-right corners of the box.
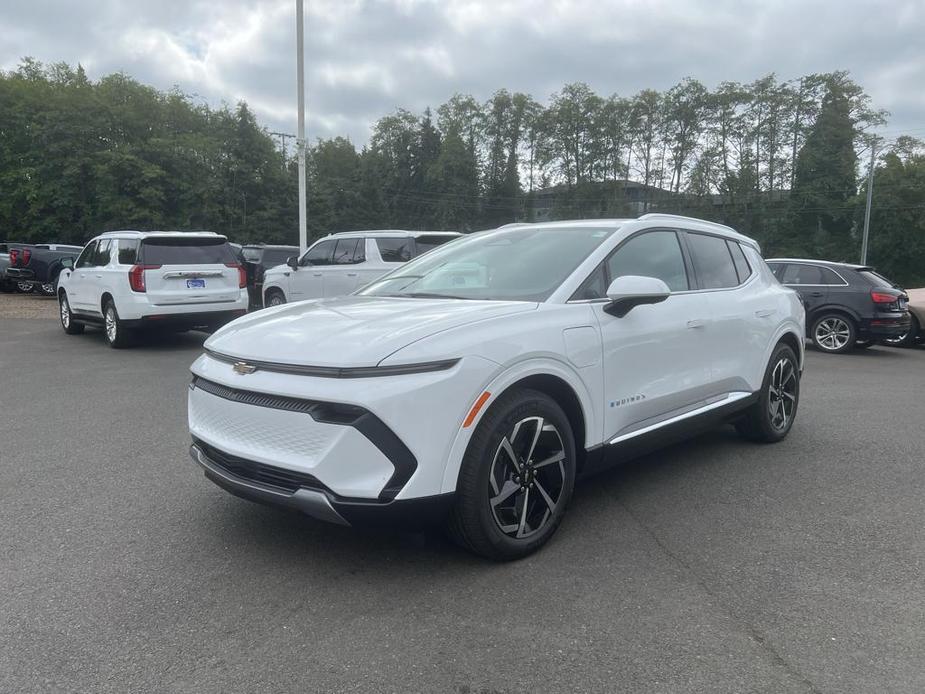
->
(359, 225), (616, 301)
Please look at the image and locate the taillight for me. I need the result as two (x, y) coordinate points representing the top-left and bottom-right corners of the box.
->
(226, 263), (246, 289)
(871, 291), (897, 304)
(9, 249), (18, 265)
(128, 264), (161, 292)
(22, 248), (31, 265)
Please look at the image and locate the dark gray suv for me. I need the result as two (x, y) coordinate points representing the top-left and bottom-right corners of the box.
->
(767, 259), (911, 354)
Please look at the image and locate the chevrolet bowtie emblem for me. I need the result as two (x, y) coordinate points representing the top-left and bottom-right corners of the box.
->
(232, 361), (257, 375)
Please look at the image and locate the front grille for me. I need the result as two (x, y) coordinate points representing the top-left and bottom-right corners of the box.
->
(196, 439), (324, 494)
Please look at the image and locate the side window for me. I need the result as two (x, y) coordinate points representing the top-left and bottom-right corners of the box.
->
(332, 238), (361, 265)
(572, 265), (608, 301)
(686, 233), (739, 289)
(376, 238), (413, 263)
(76, 241), (97, 268)
(116, 240), (138, 265)
(819, 267), (845, 285)
(301, 240), (335, 266)
(93, 239), (112, 267)
(781, 264), (823, 285)
(606, 230), (690, 292)
(726, 240), (752, 283)
(766, 262), (785, 280)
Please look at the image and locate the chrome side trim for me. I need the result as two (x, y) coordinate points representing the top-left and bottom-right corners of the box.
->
(608, 391), (752, 445)
(190, 444), (350, 526)
(204, 347), (459, 378)
(162, 270), (224, 278)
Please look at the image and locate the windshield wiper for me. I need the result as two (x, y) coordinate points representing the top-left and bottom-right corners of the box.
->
(388, 292), (473, 300)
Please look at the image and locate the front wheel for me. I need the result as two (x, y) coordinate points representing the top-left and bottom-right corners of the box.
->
(448, 388), (576, 561)
(35, 282), (56, 296)
(59, 293), (85, 335)
(264, 289), (286, 307)
(811, 314), (855, 354)
(736, 343), (800, 443)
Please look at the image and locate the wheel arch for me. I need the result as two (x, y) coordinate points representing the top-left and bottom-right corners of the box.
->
(100, 291), (115, 313)
(439, 358), (598, 494)
(808, 304), (860, 330)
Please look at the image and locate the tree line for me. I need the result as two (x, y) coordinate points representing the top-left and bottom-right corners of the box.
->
(1, 60), (923, 285)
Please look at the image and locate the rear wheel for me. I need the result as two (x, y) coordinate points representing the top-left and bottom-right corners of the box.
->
(811, 314), (855, 354)
(16, 281), (32, 293)
(58, 293), (84, 335)
(103, 300), (132, 348)
(35, 282), (55, 296)
(448, 388), (576, 561)
(265, 289), (286, 307)
(736, 343), (800, 443)
(883, 316), (919, 348)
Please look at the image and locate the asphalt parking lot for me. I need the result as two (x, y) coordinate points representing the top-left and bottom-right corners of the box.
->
(2, 307), (924, 693)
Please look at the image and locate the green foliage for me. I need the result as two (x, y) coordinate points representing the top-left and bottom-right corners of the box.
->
(2, 60), (923, 287)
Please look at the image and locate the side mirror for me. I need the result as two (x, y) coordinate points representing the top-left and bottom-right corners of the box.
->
(604, 275), (671, 317)
(287, 256), (299, 270)
(60, 257), (74, 270)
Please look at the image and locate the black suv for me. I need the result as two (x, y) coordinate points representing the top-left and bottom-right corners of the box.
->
(240, 244), (298, 309)
(767, 259), (911, 354)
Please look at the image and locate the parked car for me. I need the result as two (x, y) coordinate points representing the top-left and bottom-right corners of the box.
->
(261, 230), (462, 306)
(766, 259), (911, 354)
(239, 243), (298, 309)
(188, 214), (805, 560)
(6, 243), (84, 295)
(883, 287), (924, 347)
(57, 231), (248, 348)
(1, 242), (35, 292)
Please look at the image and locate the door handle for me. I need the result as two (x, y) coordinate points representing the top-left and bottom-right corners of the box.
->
(809, 291), (824, 297)
(313, 272), (322, 277)
(94, 274), (102, 278)
(346, 273), (358, 277)
(686, 319), (707, 329)
(755, 309), (776, 318)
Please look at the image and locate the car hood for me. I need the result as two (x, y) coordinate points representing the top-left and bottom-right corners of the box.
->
(205, 295), (537, 367)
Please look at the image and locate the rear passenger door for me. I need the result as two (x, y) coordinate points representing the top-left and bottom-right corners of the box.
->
(683, 231), (773, 394)
(778, 263), (832, 316)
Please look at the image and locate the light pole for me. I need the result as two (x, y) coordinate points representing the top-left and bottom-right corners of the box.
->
(296, 0), (307, 254)
(860, 140), (878, 265)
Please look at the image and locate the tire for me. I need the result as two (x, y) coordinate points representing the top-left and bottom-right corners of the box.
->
(103, 300), (133, 348)
(882, 316), (919, 348)
(448, 388), (576, 561)
(58, 292), (85, 335)
(264, 289), (286, 307)
(16, 281), (33, 293)
(735, 343), (800, 443)
(811, 313), (856, 354)
(35, 282), (55, 296)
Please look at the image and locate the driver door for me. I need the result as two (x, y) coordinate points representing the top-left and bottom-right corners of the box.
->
(584, 229), (714, 442)
(289, 239), (335, 300)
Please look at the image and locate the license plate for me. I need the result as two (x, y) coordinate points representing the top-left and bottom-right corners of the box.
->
(187, 279), (206, 289)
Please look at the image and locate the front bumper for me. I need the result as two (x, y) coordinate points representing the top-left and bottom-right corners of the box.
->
(859, 312), (912, 338)
(190, 441), (454, 528)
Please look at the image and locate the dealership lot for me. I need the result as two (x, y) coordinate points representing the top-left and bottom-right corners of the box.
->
(2, 306), (924, 693)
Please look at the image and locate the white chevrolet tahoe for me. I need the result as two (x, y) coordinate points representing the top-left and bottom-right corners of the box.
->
(261, 230), (462, 306)
(57, 231), (248, 348)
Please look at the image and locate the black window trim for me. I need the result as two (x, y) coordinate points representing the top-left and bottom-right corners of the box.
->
(776, 261), (849, 287)
(677, 229), (758, 293)
(567, 227), (692, 303)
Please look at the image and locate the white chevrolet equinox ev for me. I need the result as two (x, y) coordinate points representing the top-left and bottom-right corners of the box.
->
(188, 215), (805, 560)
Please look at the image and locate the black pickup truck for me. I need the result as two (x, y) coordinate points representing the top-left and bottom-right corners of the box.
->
(5, 243), (84, 295)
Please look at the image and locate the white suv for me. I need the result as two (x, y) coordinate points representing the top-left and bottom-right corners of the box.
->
(57, 231), (248, 348)
(188, 215), (804, 560)
(261, 230), (461, 306)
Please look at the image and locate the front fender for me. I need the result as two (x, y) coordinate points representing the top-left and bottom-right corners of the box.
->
(439, 356), (599, 495)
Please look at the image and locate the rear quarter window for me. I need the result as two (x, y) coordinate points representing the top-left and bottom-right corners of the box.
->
(414, 235), (459, 257)
(140, 238), (235, 265)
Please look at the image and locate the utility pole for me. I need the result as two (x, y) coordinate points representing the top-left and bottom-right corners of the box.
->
(296, 0), (307, 254)
(860, 140), (878, 265)
(269, 131), (296, 167)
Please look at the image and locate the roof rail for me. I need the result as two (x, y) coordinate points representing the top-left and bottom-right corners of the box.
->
(638, 213), (737, 233)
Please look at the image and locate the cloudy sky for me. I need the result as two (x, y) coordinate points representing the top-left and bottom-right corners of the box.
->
(2, 0), (924, 145)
